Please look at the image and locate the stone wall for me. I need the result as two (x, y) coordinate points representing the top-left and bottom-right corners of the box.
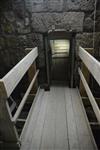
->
(0, 0), (100, 82)
(0, 0), (45, 78)
(76, 32), (100, 55)
(12, 0), (100, 32)
(25, 0), (94, 12)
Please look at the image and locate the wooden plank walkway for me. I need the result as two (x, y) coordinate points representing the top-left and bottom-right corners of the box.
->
(21, 87), (97, 150)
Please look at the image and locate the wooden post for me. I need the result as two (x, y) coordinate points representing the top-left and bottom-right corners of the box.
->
(0, 47), (38, 149)
(25, 48), (38, 94)
(79, 48), (93, 97)
(28, 62), (38, 94)
(0, 81), (19, 149)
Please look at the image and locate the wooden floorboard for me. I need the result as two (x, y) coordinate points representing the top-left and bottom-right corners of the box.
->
(21, 87), (97, 150)
(40, 87), (56, 150)
(65, 88), (80, 150)
(29, 92), (48, 150)
(21, 89), (44, 150)
(70, 89), (96, 150)
(54, 87), (69, 150)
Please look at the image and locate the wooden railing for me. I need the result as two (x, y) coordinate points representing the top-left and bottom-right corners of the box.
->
(78, 46), (100, 124)
(0, 47), (39, 148)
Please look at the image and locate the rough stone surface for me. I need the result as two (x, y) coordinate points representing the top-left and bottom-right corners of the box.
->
(83, 16), (94, 32)
(76, 32), (100, 54)
(0, 0), (100, 83)
(0, 6), (45, 77)
(32, 12), (84, 32)
(76, 33), (94, 48)
(25, 0), (94, 12)
(4, 11), (15, 22)
(64, 0), (94, 11)
(96, 11), (100, 32)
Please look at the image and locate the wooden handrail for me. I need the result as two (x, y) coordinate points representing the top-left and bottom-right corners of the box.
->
(78, 46), (100, 124)
(78, 68), (100, 124)
(79, 46), (100, 86)
(0, 47), (38, 98)
(0, 47), (39, 145)
(12, 70), (39, 123)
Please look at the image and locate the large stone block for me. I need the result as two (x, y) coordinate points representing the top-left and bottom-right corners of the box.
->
(76, 33), (94, 48)
(13, 0), (25, 18)
(32, 12), (84, 32)
(64, 0), (94, 11)
(2, 22), (15, 34)
(95, 11), (100, 32)
(76, 32), (100, 50)
(45, 0), (63, 12)
(25, 0), (94, 12)
(0, 37), (5, 49)
(4, 36), (18, 48)
(25, 0), (63, 12)
(4, 11), (15, 22)
(83, 16), (94, 32)
(25, 0), (44, 12)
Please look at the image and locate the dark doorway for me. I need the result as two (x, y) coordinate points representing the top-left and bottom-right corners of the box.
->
(50, 39), (70, 85)
(44, 31), (76, 89)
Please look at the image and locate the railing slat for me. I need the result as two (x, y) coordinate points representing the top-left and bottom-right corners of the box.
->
(12, 70), (39, 123)
(78, 68), (100, 123)
(0, 47), (38, 98)
(79, 46), (100, 86)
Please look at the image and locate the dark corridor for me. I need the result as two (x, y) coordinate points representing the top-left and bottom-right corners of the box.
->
(50, 39), (70, 85)
(45, 31), (76, 88)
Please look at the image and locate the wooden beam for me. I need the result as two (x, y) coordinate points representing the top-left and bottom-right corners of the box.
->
(25, 48), (33, 51)
(78, 68), (100, 124)
(17, 119), (26, 122)
(77, 88), (98, 149)
(79, 46), (100, 86)
(28, 62), (38, 94)
(90, 122), (99, 125)
(79, 48), (93, 97)
(0, 47), (38, 98)
(20, 87), (41, 140)
(0, 81), (7, 98)
(0, 82), (18, 142)
(0, 93), (19, 142)
(12, 70), (39, 123)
